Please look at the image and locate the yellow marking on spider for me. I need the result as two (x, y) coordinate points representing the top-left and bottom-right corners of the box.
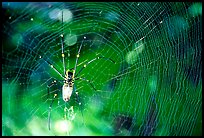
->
(54, 94), (57, 97)
(76, 54), (79, 58)
(83, 64), (87, 68)
(62, 53), (65, 57)
(66, 70), (69, 74)
(72, 70), (76, 78)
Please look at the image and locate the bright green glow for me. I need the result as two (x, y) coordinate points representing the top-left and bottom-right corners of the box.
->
(64, 33), (77, 46)
(55, 120), (73, 133)
(188, 3), (202, 17)
(125, 41), (145, 64)
(148, 75), (157, 93)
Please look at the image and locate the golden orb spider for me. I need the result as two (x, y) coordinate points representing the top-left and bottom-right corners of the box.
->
(40, 11), (116, 130)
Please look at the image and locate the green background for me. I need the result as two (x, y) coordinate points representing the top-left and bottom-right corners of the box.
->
(2, 2), (202, 136)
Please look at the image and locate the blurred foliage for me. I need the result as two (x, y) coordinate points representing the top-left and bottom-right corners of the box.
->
(2, 2), (202, 136)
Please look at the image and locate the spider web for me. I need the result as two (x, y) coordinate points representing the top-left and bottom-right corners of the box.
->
(2, 2), (202, 136)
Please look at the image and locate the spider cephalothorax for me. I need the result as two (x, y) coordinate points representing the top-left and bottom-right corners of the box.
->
(65, 70), (74, 85)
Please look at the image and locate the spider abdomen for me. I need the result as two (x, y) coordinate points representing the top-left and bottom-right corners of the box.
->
(62, 84), (73, 102)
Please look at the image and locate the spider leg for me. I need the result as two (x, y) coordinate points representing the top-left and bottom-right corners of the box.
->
(29, 50), (65, 79)
(47, 80), (62, 130)
(73, 37), (85, 75)
(43, 12), (65, 79)
(47, 79), (64, 100)
(48, 93), (58, 130)
(44, 60), (65, 79)
(60, 10), (66, 76)
(75, 77), (97, 91)
(47, 80), (56, 100)
(75, 56), (116, 77)
(72, 23), (100, 77)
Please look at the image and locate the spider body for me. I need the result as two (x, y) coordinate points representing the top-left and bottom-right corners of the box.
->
(45, 11), (116, 131)
(62, 70), (74, 102)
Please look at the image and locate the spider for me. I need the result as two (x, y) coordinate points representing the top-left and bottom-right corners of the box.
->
(41, 11), (116, 130)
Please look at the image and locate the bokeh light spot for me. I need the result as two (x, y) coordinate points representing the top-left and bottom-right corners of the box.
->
(64, 33), (77, 46)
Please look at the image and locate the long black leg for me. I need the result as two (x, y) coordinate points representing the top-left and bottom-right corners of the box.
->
(44, 60), (65, 79)
(47, 79), (64, 99)
(48, 93), (58, 130)
(60, 10), (66, 76)
(47, 80), (57, 100)
(47, 80), (63, 130)
(28, 43), (65, 79)
(72, 23), (100, 77)
(73, 37), (86, 77)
